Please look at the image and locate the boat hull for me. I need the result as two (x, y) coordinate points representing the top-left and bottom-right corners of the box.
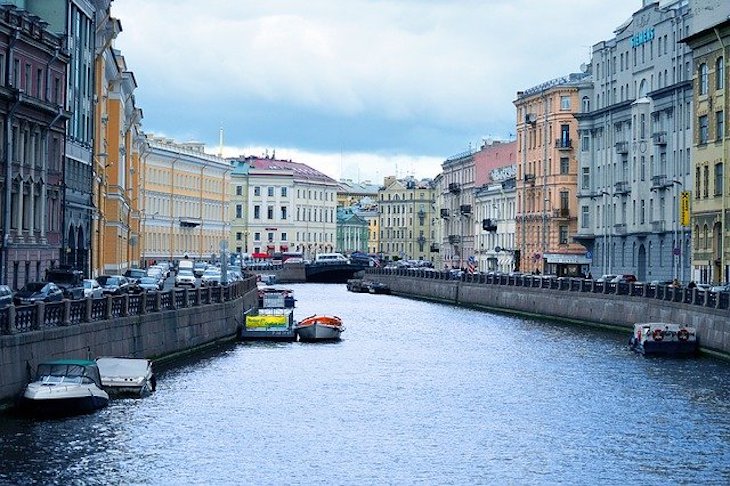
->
(629, 337), (698, 356)
(295, 323), (343, 341)
(20, 384), (109, 416)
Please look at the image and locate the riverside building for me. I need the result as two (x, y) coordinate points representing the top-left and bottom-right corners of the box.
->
(681, 7), (730, 284)
(515, 73), (590, 277)
(575, 0), (693, 283)
(140, 136), (230, 264)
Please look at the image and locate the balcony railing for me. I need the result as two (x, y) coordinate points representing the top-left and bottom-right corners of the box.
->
(614, 181), (630, 195)
(440, 208), (449, 218)
(524, 173), (536, 184)
(615, 141), (629, 154)
(553, 208), (571, 218)
(652, 131), (667, 145)
(448, 182), (461, 194)
(651, 220), (666, 233)
(460, 204), (472, 215)
(555, 138), (573, 150)
(448, 235), (461, 244)
(651, 174), (672, 190)
(614, 223), (627, 234)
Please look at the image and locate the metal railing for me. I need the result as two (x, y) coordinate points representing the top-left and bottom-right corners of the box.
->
(0, 278), (254, 335)
(367, 268), (730, 310)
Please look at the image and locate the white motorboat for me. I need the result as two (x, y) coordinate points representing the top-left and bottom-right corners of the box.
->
(20, 359), (109, 416)
(629, 322), (698, 356)
(96, 357), (156, 397)
(295, 315), (345, 342)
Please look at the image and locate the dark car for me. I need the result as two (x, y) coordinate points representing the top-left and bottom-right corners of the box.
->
(14, 282), (64, 305)
(124, 268), (147, 284)
(0, 284), (13, 309)
(137, 276), (162, 292)
(96, 275), (132, 295)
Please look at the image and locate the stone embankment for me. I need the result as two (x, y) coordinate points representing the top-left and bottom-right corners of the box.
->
(0, 278), (259, 408)
(366, 269), (730, 358)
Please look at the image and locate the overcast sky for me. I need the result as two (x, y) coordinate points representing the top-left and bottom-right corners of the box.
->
(114, 0), (642, 183)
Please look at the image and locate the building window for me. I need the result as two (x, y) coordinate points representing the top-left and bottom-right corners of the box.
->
(281, 206), (288, 220)
(254, 186), (261, 196)
(640, 156), (646, 181)
(581, 167), (590, 190)
(236, 232), (242, 241)
(581, 96), (590, 113)
(699, 115), (709, 144)
(268, 187), (274, 197)
(581, 206), (589, 228)
(236, 185), (242, 196)
(267, 232), (274, 242)
(281, 187), (287, 197)
(281, 232), (287, 241)
(560, 96), (570, 110)
(715, 163), (723, 196)
(560, 157), (569, 175)
(704, 166), (709, 198)
(581, 135), (589, 152)
(699, 63), (708, 95)
(235, 204), (242, 218)
(717, 111), (724, 141)
(254, 205), (260, 219)
(267, 206), (274, 219)
(717, 57), (725, 90)
(254, 232), (261, 241)
(559, 225), (568, 244)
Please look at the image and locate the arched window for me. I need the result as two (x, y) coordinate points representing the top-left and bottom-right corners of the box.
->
(694, 225), (700, 250)
(639, 79), (648, 97)
(699, 63), (708, 95)
(703, 224), (709, 249)
(582, 96), (590, 113)
(716, 57), (724, 90)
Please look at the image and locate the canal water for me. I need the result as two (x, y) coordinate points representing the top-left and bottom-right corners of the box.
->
(1, 283), (730, 485)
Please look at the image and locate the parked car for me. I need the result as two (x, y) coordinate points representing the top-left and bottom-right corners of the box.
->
(0, 284), (13, 309)
(124, 268), (147, 284)
(193, 261), (208, 277)
(596, 274), (618, 283)
(97, 275), (132, 295)
(710, 283), (730, 293)
(147, 267), (165, 286)
(14, 282), (64, 305)
(175, 269), (196, 288)
(45, 266), (85, 300)
(137, 276), (162, 292)
(201, 268), (222, 286)
(82, 279), (103, 299)
(611, 274), (637, 284)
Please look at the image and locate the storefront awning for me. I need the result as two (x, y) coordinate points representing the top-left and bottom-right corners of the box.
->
(544, 253), (592, 264)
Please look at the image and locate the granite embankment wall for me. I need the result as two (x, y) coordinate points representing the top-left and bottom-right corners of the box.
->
(0, 278), (259, 407)
(369, 272), (730, 357)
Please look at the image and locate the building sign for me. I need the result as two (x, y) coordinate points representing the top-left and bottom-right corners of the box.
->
(680, 191), (690, 226)
(631, 27), (655, 48)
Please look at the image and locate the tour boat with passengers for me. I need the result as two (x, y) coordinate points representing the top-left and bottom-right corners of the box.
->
(295, 315), (345, 341)
(20, 359), (109, 416)
(629, 322), (698, 356)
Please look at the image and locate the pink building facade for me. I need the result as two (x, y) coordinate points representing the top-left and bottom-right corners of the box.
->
(474, 140), (517, 187)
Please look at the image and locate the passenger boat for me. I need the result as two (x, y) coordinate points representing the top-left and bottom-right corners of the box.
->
(629, 322), (698, 356)
(258, 287), (296, 308)
(96, 357), (156, 397)
(20, 359), (109, 416)
(295, 315), (345, 341)
(363, 280), (390, 294)
(240, 309), (297, 341)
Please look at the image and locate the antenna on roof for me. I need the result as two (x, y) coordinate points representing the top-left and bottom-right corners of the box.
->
(218, 125), (224, 157)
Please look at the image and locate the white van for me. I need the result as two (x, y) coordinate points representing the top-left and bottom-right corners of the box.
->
(178, 260), (194, 272)
(314, 253), (350, 264)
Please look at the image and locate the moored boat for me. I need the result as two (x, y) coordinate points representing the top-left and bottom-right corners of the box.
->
(240, 309), (297, 341)
(96, 357), (156, 397)
(258, 287), (296, 308)
(629, 322), (698, 356)
(295, 315), (344, 342)
(19, 359), (109, 416)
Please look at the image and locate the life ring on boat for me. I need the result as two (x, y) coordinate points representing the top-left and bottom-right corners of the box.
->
(652, 329), (664, 341)
(677, 329), (690, 341)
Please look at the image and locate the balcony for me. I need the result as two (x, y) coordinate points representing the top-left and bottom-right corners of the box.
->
(651, 174), (672, 190)
(448, 235), (461, 244)
(482, 219), (497, 232)
(651, 220), (665, 233)
(555, 138), (573, 151)
(179, 218), (202, 228)
(440, 208), (450, 218)
(430, 243), (439, 253)
(614, 181), (630, 195)
(417, 236), (426, 244)
(652, 131), (667, 145)
(553, 207), (571, 218)
(614, 223), (627, 235)
(524, 173), (536, 184)
(615, 141), (629, 154)
(460, 204), (472, 215)
(448, 182), (461, 194)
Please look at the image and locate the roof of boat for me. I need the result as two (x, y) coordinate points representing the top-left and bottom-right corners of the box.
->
(42, 359), (97, 366)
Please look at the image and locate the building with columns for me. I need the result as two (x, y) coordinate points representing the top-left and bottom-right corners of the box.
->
(440, 149), (476, 269)
(0, 5), (69, 289)
(515, 72), (590, 276)
(378, 175), (436, 263)
(336, 207), (369, 254)
(93, 1), (143, 275)
(575, 0), (694, 283)
(140, 136), (231, 264)
(682, 7), (730, 284)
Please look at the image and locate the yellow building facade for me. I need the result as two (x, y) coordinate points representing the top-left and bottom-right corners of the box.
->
(140, 136), (231, 264)
(93, 11), (143, 276)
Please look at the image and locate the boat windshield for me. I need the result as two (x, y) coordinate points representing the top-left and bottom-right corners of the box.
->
(35, 362), (102, 386)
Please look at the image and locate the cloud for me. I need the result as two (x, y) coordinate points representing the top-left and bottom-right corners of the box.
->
(114, 0), (640, 179)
